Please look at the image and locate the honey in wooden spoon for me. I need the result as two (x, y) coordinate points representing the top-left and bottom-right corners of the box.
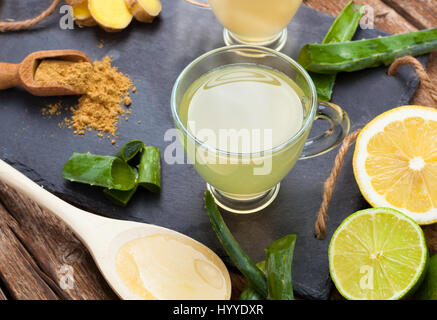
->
(116, 234), (229, 299)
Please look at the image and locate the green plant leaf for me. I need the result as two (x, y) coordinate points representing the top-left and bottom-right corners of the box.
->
(265, 234), (297, 300)
(204, 191), (268, 297)
(138, 146), (161, 193)
(115, 140), (144, 162)
(63, 152), (136, 191)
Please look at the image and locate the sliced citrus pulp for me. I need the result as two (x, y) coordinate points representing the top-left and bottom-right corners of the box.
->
(353, 105), (437, 224)
(329, 208), (428, 300)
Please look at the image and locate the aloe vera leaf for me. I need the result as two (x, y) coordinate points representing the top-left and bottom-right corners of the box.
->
(104, 167), (139, 207)
(204, 191), (268, 297)
(104, 141), (143, 206)
(309, 1), (363, 101)
(138, 146), (161, 193)
(322, 1), (363, 44)
(265, 234), (297, 300)
(310, 73), (337, 102)
(104, 185), (138, 207)
(298, 28), (437, 74)
(63, 152), (136, 191)
(115, 140), (144, 162)
(240, 261), (266, 300)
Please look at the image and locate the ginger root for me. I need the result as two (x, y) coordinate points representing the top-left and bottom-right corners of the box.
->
(72, 0), (97, 27)
(125, 0), (162, 23)
(88, 0), (133, 32)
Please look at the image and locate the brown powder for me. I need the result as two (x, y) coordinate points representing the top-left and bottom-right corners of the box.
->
(36, 56), (133, 137)
(124, 95), (132, 106)
(41, 102), (62, 117)
(35, 60), (93, 94)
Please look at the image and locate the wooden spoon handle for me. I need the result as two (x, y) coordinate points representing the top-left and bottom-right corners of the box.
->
(0, 159), (102, 241)
(0, 63), (21, 90)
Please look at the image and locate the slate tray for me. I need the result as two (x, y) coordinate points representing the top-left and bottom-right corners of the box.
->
(0, 1), (427, 300)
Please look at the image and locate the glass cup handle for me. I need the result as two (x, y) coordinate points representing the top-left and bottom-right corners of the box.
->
(299, 102), (350, 160)
(184, 0), (210, 8)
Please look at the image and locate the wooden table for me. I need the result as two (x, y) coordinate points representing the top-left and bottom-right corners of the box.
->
(0, 0), (436, 300)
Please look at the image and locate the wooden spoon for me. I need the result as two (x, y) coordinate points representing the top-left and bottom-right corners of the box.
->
(0, 159), (232, 300)
(0, 50), (91, 96)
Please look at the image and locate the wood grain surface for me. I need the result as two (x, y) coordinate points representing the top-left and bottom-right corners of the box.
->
(0, 181), (117, 300)
(0, 0), (436, 300)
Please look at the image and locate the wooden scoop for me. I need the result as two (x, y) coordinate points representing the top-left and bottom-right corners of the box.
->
(0, 50), (91, 96)
(0, 159), (232, 300)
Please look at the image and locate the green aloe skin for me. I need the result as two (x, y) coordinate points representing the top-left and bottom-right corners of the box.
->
(298, 28), (437, 74)
(204, 191), (297, 300)
(63, 153), (136, 191)
(64, 140), (161, 207)
(138, 146), (161, 193)
(204, 191), (268, 297)
(106, 144), (162, 204)
(239, 261), (266, 300)
(265, 234), (296, 300)
(239, 234), (297, 301)
(309, 1), (364, 101)
(104, 140), (145, 206)
(115, 140), (145, 162)
(104, 185), (138, 207)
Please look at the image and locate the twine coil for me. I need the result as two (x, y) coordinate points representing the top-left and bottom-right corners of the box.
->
(0, 0), (60, 32)
(388, 56), (437, 106)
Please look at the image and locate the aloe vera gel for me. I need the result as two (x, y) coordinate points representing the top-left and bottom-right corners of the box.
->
(178, 64), (307, 197)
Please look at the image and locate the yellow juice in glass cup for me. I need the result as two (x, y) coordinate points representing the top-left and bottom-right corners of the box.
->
(178, 64), (308, 198)
(171, 46), (350, 214)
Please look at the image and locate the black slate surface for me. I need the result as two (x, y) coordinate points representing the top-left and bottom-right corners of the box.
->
(0, 1), (427, 300)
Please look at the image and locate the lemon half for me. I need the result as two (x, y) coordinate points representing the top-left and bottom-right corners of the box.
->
(353, 105), (437, 225)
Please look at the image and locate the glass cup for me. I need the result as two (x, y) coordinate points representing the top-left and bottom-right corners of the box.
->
(185, 0), (303, 51)
(171, 46), (350, 214)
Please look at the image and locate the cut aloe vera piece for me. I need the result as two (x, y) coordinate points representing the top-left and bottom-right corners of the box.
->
(63, 152), (136, 191)
(309, 1), (363, 101)
(299, 28), (437, 74)
(240, 261), (266, 300)
(104, 184), (138, 207)
(265, 234), (296, 300)
(138, 146), (161, 193)
(205, 191), (268, 298)
(115, 140), (144, 162)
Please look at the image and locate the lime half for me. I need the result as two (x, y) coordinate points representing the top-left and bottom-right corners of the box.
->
(329, 208), (428, 300)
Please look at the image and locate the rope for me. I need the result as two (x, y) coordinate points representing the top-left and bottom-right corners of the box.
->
(314, 130), (361, 240)
(184, 0), (210, 8)
(388, 56), (437, 106)
(314, 55), (437, 240)
(0, 0), (60, 32)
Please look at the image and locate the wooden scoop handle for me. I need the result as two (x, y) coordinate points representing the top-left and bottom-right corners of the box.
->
(0, 63), (21, 90)
(0, 159), (103, 242)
